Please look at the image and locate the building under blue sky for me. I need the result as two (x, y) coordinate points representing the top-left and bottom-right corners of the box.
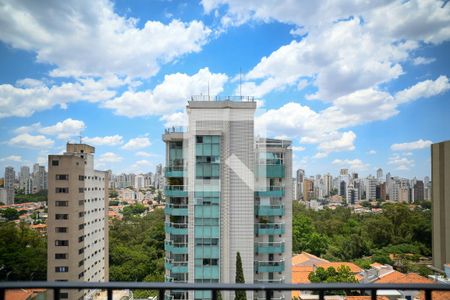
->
(0, 0), (449, 178)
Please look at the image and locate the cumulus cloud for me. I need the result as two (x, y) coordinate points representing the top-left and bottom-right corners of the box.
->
(367, 150), (377, 155)
(391, 139), (433, 151)
(412, 56), (436, 65)
(83, 135), (123, 146)
(8, 133), (54, 148)
(0, 155), (22, 162)
(160, 112), (188, 128)
(97, 152), (122, 164)
(0, 0), (211, 79)
(39, 118), (86, 139)
(394, 75), (450, 104)
(103, 68), (228, 117)
(122, 137), (152, 150)
(135, 151), (155, 157)
(332, 158), (369, 171)
(388, 154), (415, 170)
(291, 146), (305, 152)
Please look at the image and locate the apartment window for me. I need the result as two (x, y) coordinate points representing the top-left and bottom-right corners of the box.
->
(79, 248), (84, 254)
(52, 160), (59, 166)
(78, 260), (84, 267)
(56, 174), (69, 180)
(60, 293), (68, 299)
(56, 187), (69, 193)
(79, 200), (84, 206)
(79, 212), (85, 218)
(79, 224), (84, 230)
(79, 175), (84, 181)
(55, 240), (69, 246)
(55, 201), (69, 207)
(55, 214), (68, 220)
(79, 188), (84, 193)
(55, 253), (67, 259)
(78, 236), (84, 242)
(55, 266), (69, 273)
(55, 227), (67, 233)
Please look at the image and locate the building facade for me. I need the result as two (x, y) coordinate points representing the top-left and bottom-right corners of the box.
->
(432, 140), (450, 270)
(47, 143), (109, 300)
(163, 98), (292, 300)
(4, 166), (15, 205)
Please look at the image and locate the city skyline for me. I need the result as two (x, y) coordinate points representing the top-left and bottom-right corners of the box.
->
(1, 1), (450, 178)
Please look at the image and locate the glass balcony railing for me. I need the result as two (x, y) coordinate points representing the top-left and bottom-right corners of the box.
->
(255, 260), (285, 273)
(165, 167), (185, 178)
(164, 203), (188, 216)
(256, 164), (285, 178)
(164, 185), (188, 197)
(255, 277), (285, 283)
(164, 240), (188, 254)
(255, 223), (285, 235)
(255, 186), (285, 197)
(165, 222), (188, 235)
(165, 259), (188, 274)
(255, 241), (285, 254)
(255, 205), (285, 216)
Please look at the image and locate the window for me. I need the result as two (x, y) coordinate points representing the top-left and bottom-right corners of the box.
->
(79, 224), (84, 230)
(55, 266), (69, 272)
(79, 175), (84, 181)
(79, 248), (84, 254)
(55, 214), (68, 220)
(79, 200), (84, 206)
(55, 253), (67, 259)
(56, 174), (69, 180)
(55, 187), (69, 193)
(55, 201), (68, 207)
(79, 212), (85, 218)
(78, 260), (84, 267)
(52, 160), (59, 166)
(79, 188), (84, 193)
(55, 240), (69, 246)
(56, 227), (67, 233)
(60, 293), (68, 299)
(78, 236), (84, 242)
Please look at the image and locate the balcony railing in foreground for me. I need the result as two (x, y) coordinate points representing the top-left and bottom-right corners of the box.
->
(1, 282), (450, 300)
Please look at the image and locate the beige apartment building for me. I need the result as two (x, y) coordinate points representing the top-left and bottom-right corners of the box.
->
(432, 140), (450, 271)
(47, 143), (109, 300)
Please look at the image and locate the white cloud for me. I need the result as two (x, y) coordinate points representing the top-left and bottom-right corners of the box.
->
(135, 151), (155, 158)
(316, 131), (356, 155)
(394, 75), (450, 104)
(97, 152), (122, 163)
(104, 68), (228, 117)
(388, 154), (415, 170)
(291, 146), (305, 152)
(8, 133), (54, 148)
(160, 111), (188, 128)
(0, 0), (211, 79)
(0, 77), (118, 118)
(412, 56), (436, 65)
(0, 155), (22, 162)
(332, 158), (369, 171)
(367, 150), (376, 155)
(122, 137), (152, 150)
(391, 139), (433, 151)
(130, 160), (153, 173)
(39, 118), (85, 139)
(83, 135), (123, 146)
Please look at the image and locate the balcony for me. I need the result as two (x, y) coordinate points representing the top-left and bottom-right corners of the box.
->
(164, 204), (188, 216)
(256, 164), (285, 178)
(255, 277), (285, 283)
(164, 259), (188, 274)
(255, 186), (285, 197)
(255, 223), (285, 235)
(255, 260), (285, 273)
(165, 222), (188, 235)
(165, 167), (185, 178)
(165, 185), (188, 197)
(255, 205), (285, 217)
(255, 241), (285, 254)
(0, 282), (448, 300)
(164, 241), (188, 254)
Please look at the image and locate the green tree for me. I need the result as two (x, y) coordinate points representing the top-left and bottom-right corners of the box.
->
(235, 252), (246, 300)
(308, 266), (357, 295)
(122, 204), (147, 219)
(1, 208), (20, 220)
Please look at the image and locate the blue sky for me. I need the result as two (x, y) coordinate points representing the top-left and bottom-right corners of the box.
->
(1, 0), (449, 179)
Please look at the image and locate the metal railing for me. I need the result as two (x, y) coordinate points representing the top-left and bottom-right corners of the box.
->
(1, 282), (450, 300)
(190, 95), (256, 102)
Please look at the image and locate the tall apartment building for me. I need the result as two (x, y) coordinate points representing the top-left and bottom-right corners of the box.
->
(19, 166), (32, 194)
(295, 169), (304, 200)
(47, 143), (109, 300)
(4, 166), (15, 205)
(432, 140), (450, 270)
(163, 98), (292, 300)
(32, 163), (47, 193)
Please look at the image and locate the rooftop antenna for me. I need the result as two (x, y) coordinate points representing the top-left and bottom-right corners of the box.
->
(208, 79), (210, 101)
(239, 67), (242, 100)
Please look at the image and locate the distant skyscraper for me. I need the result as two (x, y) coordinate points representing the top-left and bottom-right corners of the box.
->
(413, 180), (424, 202)
(432, 140), (450, 270)
(47, 143), (109, 299)
(340, 168), (348, 176)
(19, 166), (31, 194)
(366, 176), (377, 201)
(323, 173), (333, 197)
(4, 166), (15, 205)
(296, 169), (304, 200)
(32, 163), (47, 193)
(376, 168), (384, 182)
